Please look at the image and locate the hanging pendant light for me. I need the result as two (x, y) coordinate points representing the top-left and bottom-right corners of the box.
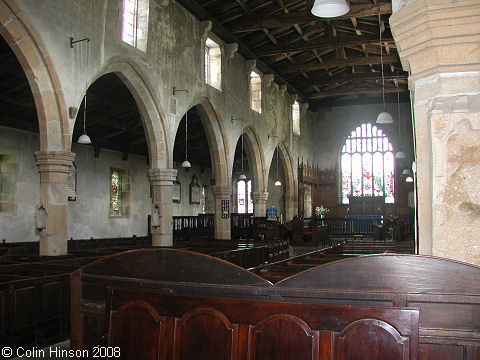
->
(376, 14), (393, 124)
(275, 147), (282, 186)
(402, 168), (412, 175)
(181, 110), (191, 168)
(405, 176), (414, 183)
(77, 40), (92, 144)
(311, 0), (349, 18)
(77, 96), (92, 144)
(239, 132), (247, 180)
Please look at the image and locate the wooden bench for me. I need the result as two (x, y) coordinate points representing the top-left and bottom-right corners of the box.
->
(71, 249), (480, 359)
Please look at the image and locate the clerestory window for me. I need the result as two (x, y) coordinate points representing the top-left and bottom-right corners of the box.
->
(204, 37), (222, 90)
(292, 100), (300, 135)
(121, 0), (149, 52)
(249, 71), (262, 113)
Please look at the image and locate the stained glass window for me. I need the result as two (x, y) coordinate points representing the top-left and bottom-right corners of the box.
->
(237, 179), (253, 214)
(111, 170), (120, 213)
(341, 123), (395, 204)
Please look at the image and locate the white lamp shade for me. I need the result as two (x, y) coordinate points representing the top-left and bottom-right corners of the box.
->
(395, 150), (406, 159)
(77, 132), (91, 144)
(239, 173), (247, 180)
(402, 168), (412, 175)
(376, 109), (394, 124)
(405, 176), (413, 183)
(311, 0), (349, 18)
(181, 159), (191, 168)
(274, 180), (282, 186)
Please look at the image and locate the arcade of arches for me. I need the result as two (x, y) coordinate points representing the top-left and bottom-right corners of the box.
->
(0, 0), (479, 266)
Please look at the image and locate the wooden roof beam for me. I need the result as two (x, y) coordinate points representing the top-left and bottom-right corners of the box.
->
(277, 55), (398, 73)
(231, 2), (391, 33)
(257, 34), (392, 56)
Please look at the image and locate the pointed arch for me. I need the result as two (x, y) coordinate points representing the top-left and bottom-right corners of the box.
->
(192, 98), (229, 186)
(94, 60), (169, 169)
(0, 0), (69, 151)
(277, 143), (296, 221)
(242, 125), (266, 192)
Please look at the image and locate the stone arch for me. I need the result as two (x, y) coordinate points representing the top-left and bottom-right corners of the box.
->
(192, 98), (229, 186)
(93, 60), (169, 169)
(0, 0), (69, 151)
(242, 125), (266, 192)
(277, 142), (296, 221)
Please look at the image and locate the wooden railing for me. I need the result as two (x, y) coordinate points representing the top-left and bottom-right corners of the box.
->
(172, 214), (214, 244)
(324, 215), (414, 238)
(231, 213), (254, 240)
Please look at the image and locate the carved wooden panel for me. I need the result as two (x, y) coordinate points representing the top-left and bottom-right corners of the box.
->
(42, 281), (62, 321)
(248, 314), (318, 360)
(174, 309), (237, 360)
(14, 286), (36, 329)
(334, 319), (410, 359)
(105, 288), (418, 360)
(108, 302), (165, 360)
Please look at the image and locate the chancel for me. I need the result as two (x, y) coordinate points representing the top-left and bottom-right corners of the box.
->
(0, 0), (479, 359)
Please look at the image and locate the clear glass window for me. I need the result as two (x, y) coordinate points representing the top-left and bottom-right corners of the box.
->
(205, 37), (222, 90)
(250, 71), (262, 113)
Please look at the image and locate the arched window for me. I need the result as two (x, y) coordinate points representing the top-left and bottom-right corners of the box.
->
(292, 100), (300, 135)
(249, 71), (262, 113)
(341, 123), (395, 204)
(237, 179), (253, 214)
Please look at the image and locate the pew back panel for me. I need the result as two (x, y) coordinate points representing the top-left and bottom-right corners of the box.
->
(106, 288), (419, 360)
(71, 250), (480, 359)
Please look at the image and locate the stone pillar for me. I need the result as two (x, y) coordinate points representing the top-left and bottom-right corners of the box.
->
(35, 151), (75, 256)
(212, 185), (232, 240)
(390, 0), (480, 265)
(148, 168), (177, 247)
(252, 191), (268, 218)
(285, 194), (296, 222)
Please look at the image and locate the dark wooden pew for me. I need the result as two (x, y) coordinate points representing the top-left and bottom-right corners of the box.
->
(0, 235), (287, 350)
(71, 249), (480, 359)
(106, 287), (419, 360)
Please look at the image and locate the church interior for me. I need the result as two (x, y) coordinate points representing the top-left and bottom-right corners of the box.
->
(0, 0), (479, 359)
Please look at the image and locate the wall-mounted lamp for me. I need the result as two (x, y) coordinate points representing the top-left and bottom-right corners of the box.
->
(173, 87), (189, 96)
(268, 134), (278, 140)
(231, 116), (244, 123)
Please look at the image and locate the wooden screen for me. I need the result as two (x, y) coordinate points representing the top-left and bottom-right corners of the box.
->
(106, 288), (418, 360)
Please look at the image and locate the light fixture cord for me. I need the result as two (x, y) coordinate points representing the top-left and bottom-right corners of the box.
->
(83, 40), (90, 133)
(397, 80), (401, 142)
(379, 14), (386, 107)
(185, 110), (188, 160)
(276, 147), (279, 180)
(241, 132), (244, 173)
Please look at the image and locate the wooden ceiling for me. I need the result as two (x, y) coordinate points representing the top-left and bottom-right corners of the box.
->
(176, 0), (408, 108)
